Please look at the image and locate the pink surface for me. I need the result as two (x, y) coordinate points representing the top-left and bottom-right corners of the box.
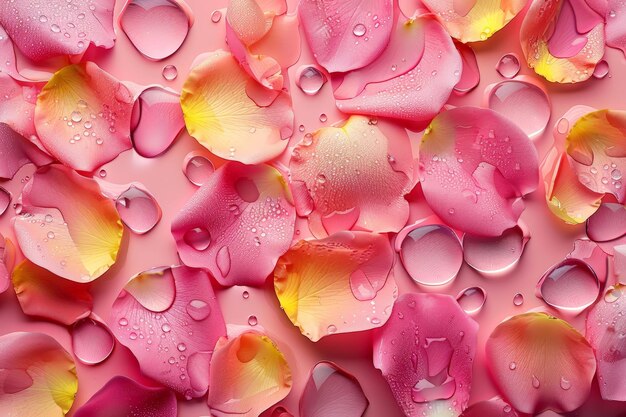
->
(1, 0), (626, 416)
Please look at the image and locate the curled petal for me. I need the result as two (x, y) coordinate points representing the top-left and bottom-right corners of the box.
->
(486, 312), (596, 414)
(520, 0), (604, 83)
(109, 265), (226, 398)
(209, 331), (292, 417)
(454, 41), (480, 94)
(172, 162), (296, 286)
(12, 260), (93, 325)
(373, 293), (478, 417)
(180, 51), (293, 164)
(13, 165), (123, 282)
(422, 0), (526, 42)
(289, 116), (414, 237)
(74, 376), (177, 417)
(71, 317), (115, 365)
(274, 231), (397, 341)
(0, 123), (52, 180)
(35, 62), (134, 172)
(419, 107), (539, 236)
(0, 332), (78, 417)
(336, 15), (461, 131)
(300, 361), (369, 417)
(299, 0), (393, 73)
(0, 0), (115, 61)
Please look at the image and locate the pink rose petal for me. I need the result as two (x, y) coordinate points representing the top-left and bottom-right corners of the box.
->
(420, 107), (539, 236)
(586, 203), (626, 242)
(460, 397), (520, 417)
(299, 0), (394, 73)
(606, 0), (626, 57)
(0, 123), (52, 180)
(463, 225), (529, 274)
(172, 162), (296, 287)
(0, 74), (40, 141)
(300, 361), (369, 417)
(0, 234), (15, 294)
(74, 376), (177, 417)
(373, 293), (478, 417)
(486, 312), (596, 414)
(71, 317), (115, 365)
(454, 41), (480, 94)
(0, 0), (116, 61)
(109, 265), (226, 399)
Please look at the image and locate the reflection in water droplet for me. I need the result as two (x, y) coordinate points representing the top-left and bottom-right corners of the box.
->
(183, 152), (214, 186)
(177, 343), (187, 352)
(162, 65), (178, 81)
(495, 53), (521, 78)
(327, 324), (337, 334)
(513, 293), (524, 306)
(319, 113), (328, 123)
(295, 65), (327, 96)
(183, 227), (211, 251)
(115, 185), (162, 234)
(537, 258), (599, 312)
(71, 318), (115, 365)
(211, 10), (222, 23)
(186, 299), (211, 321)
(216, 246), (231, 277)
(353, 23), (366, 37)
(456, 287), (486, 315)
(248, 315), (258, 326)
(593, 60), (609, 79)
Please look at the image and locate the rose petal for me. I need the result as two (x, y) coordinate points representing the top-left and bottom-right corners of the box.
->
(299, 0), (393, 73)
(586, 284), (626, 401)
(119, 0), (193, 61)
(336, 15), (461, 131)
(172, 162), (296, 286)
(180, 51), (293, 163)
(274, 231), (397, 341)
(567, 238), (608, 283)
(485, 312), (596, 414)
(0, 74), (40, 140)
(373, 293), (478, 417)
(71, 317), (115, 365)
(12, 260), (93, 325)
(300, 361), (369, 417)
(0, 123), (52, 180)
(0, 234), (15, 294)
(606, 0), (626, 57)
(35, 62), (133, 172)
(0, 332), (77, 417)
(463, 225), (529, 274)
(0, 0), (115, 61)
(109, 265), (226, 398)
(454, 41), (480, 94)
(460, 397), (519, 417)
(209, 331), (292, 417)
(419, 107), (539, 236)
(290, 116), (414, 237)
(520, 0), (604, 83)
(14, 165), (123, 282)
(262, 405), (294, 417)
(422, 0), (526, 42)
(131, 86), (184, 158)
(74, 376), (177, 417)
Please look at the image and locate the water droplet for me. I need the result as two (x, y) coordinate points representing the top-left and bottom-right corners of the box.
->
(242, 290), (250, 299)
(47, 231), (55, 239)
(216, 246), (231, 277)
(183, 227), (211, 251)
(560, 376), (571, 390)
(161, 323), (171, 333)
(327, 324), (337, 334)
(0, 187), (10, 216)
(247, 315), (258, 326)
(115, 185), (161, 234)
(129, 332), (138, 340)
(211, 10), (222, 23)
(295, 65), (327, 96)
(532, 375), (540, 388)
(456, 287), (486, 315)
(162, 65), (178, 81)
(593, 60), (609, 79)
(183, 152), (214, 186)
(186, 299), (211, 321)
(50, 24), (61, 33)
(513, 293), (524, 306)
(509, 362), (517, 370)
(234, 177), (260, 202)
(463, 226), (526, 274)
(118, 318), (128, 326)
(177, 343), (187, 352)
(71, 318), (115, 365)
(352, 23), (366, 37)
(495, 53), (521, 78)
(319, 113), (328, 123)
(605, 285), (623, 303)
(98, 169), (107, 178)
(538, 258), (599, 312)
(39, 15), (48, 23)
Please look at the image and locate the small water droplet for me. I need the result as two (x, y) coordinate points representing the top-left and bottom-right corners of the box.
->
(162, 65), (178, 81)
(118, 318), (128, 326)
(319, 113), (328, 123)
(496, 53), (521, 78)
(216, 246), (232, 277)
(39, 15), (48, 23)
(509, 362), (517, 370)
(456, 287), (486, 315)
(557, 118), (569, 134)
(161, 323), (171, 333)
(177, 343), (187, 352)
(50, 24), (61, 33)
(560, 376), (571, 390)
(47, 231), (55, 239)
(248, 315), (258, 326)
(183, 227), (211, 251)
(352, 23), (366, 37)
(327, 324), (337, 334)
(242, 290), (250, 299)
(211, 10), (222, 23)
(296, 65), (327, 96)
(532, 375), (540, 388)
(186, 299), (211, 321)
(593, 60), (609, 79)
(98, 169), (107, 178)
(513, 293), (524, 306)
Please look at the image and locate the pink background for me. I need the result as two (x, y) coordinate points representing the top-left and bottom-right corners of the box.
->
(1, 0), (626, 416)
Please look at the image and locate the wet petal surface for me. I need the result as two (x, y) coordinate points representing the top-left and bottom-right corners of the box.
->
(0, 123), (52, 180)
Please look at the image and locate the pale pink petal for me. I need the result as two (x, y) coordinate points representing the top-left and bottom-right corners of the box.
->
(71, 316), (115, 365)
(463, 225), (529, 274)
(119, 0), (193, 60)
(460, 398), (520, 417)
(299, 0), (393, 73)
(485, 312), (596, 414)
(249, 13), (301, 70)
(274, 231), (397, 341)
(454, 41), (480, 95)
(336, 15), (461, 131)
(419, 107), (539, 236)
(606, 0), (626, 57)
(209, 331), (292, 417)
(227, 0), (274, 46)
(0, 234), (15, 294)
(35, 62), (134, 172)
(0, 0), (115, 62)
(586, 203), (626, 242)
(373, 293), (478, 417)
(289, 116), (414, 237)
(0, 123), (52, 180)
(0, 74), (40, 140)
(74, 376), (177, 417)
(109, 265), (226, 399)
(13, 165), (123, 282)
(131, 86), (184, 158)
(586, 284), (626, 401)
(300, 361), (369, 417)
(0, 332), (77, 417)
(172, 162), (295, 286)
(0, 25), (35, 82)
(12, 260), (93, 325)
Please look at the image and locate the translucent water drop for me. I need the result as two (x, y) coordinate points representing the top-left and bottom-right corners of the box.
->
(118, 318), (128, 326)
(295, 65), (327, 96)
(456, 287), (486, 315)
(556, 117), (569, 134)
(216, 246), (231, 277)
(161, 323), (171, 333)
(319, 113), (328, 123)
(509, 362), (517, 370)
(248, 315), (258, 326)
(47, 231), (55, 239)
(183, 152), (214, 186)
(211, 10), (222, 23)
(242, 290), (250, 299)
(0, 187), (10, 216)
(537, 258), (599, 313)
(513, 293), (524, 306)
(162, 65), (178, 81)
(593, 60), (609, 79)
(115, 185), (162, 234)
(352, 23), (366, 37)
(177, 343), (187, 352)
(71, 318), (115, 365)
(98, 169), (107, 178)
(463, 226), (527, 274)
(495, 53), (521, 78)
(604, 285), (623, 303)
(183, 227), (211, 251)
(186, 299), (211, 321)
(560, 376), (571, 390)
(532, 375), (540, 388)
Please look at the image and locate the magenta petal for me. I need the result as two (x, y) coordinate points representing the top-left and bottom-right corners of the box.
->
(108, 265), (226, 398)
(454, 41), (480, 94)
(463, 225), (529, 274)
(71, 317), (115, 365)
(74, 376), (177, 417)
(586, 203), (626, 242)
(300, 361), (369, 417)
(0, 123), (52, 180)
(0, 0), (115, 61)
(172, 162), (296, 287)
(299, 0), (394, 73)
(131, 86), (184, 158)
(373, 293), (478, 417)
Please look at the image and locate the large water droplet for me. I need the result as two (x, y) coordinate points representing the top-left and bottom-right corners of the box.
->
(183, 227), (211, 251)
(349, 268), (383, 301)
(125, 266), (176, 312)
(216, 246), (231, 277)
(183, 152), (214, 186)
(456, 287), (486, 315)
(586, 203), (626, 242)
(537, 258), (599, 313)
(295, 65), (327, 96)
(71, 318), (115, 365)
(119, 0), (193, 60)
(486, 79), (551, 139)
(186, 299), (211, 321)
(399, 224), (463, 286)
(463, 226), (527, 274)
(115, 185), (162, 234)
(162, 64), (178, 81)
(0, 187), (11, 216)
(495, 53), (521, 78)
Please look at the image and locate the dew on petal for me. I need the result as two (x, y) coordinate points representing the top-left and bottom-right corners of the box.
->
(247, 315), (258, 326)
(183, 151), (215, 186)
(496, 53), (521, 78)
(124, 266), (177, 312)
(295, 65), (327, 96)
(115, 185), (162, 234)
(186, 299), (211, 321)
(513, 293), (524, 306)
(0, 186), (10, 216)
(586, 203), (626, 242)
(537, 258), (600, 313)
(593, 60), (609, 79)
(456, 287), (486, 315)
(183, 227), (211, 251)
(216, 246), (232, 277)
(71, 318), (115, 365)
(162, 64), (178, 80)
(463, 226), (528, 274)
